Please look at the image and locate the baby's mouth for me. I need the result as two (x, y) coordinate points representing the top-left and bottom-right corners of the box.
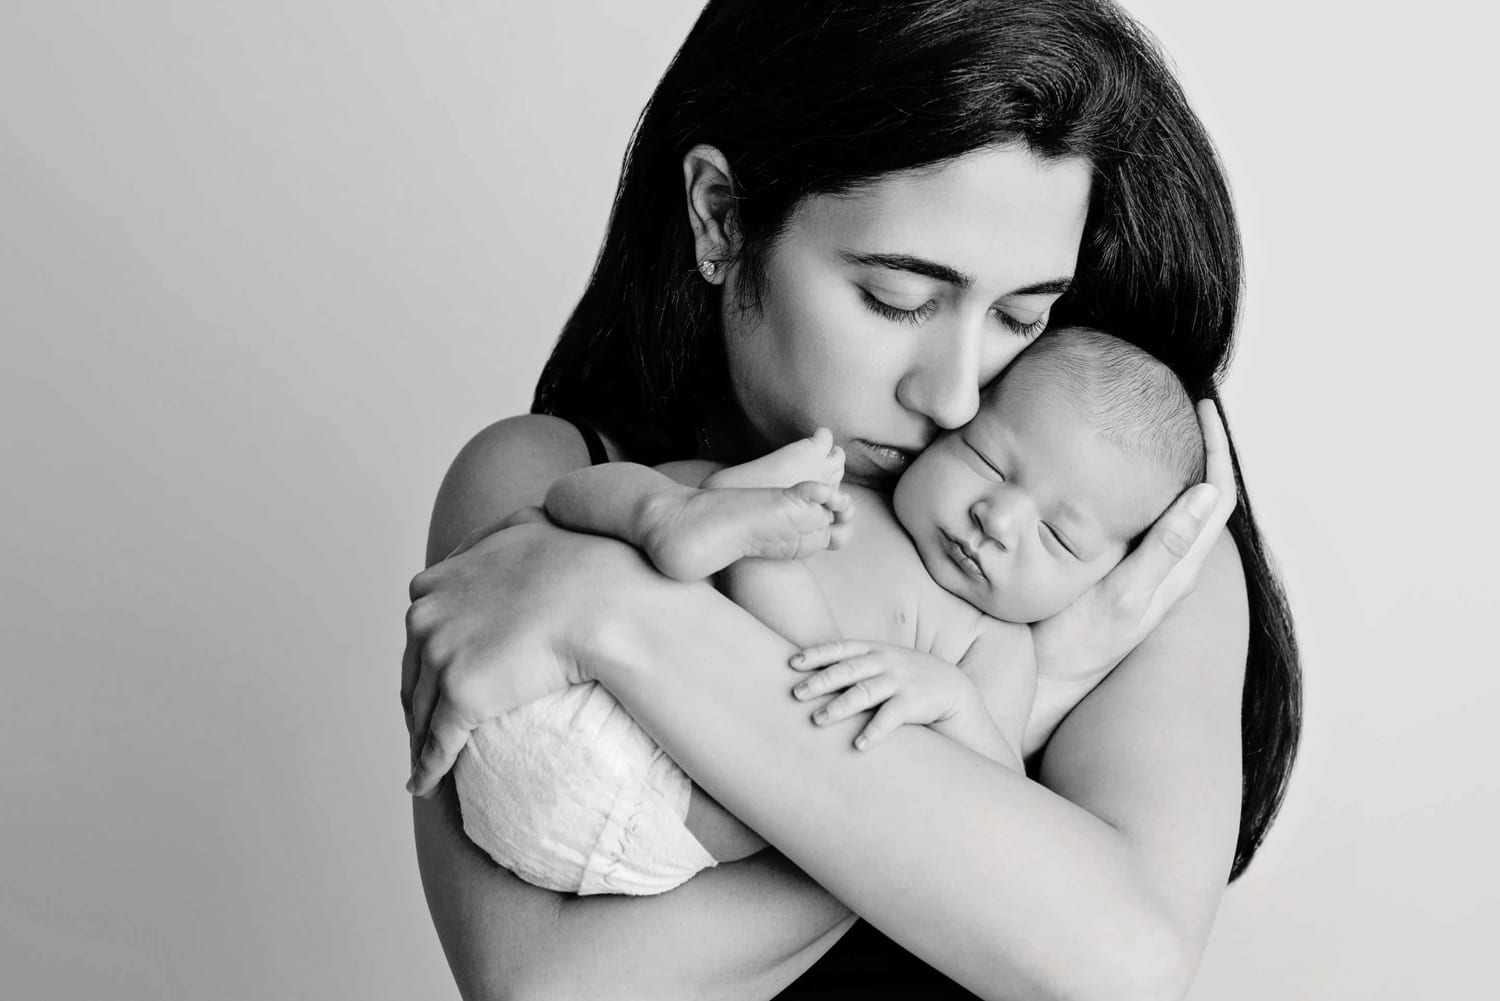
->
(941, 530), (988, 583)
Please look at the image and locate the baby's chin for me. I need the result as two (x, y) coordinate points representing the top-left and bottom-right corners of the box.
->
(955, 572), (1068, 625)
(979, 593), (1055, 625)
(918, 548), (1050, 624)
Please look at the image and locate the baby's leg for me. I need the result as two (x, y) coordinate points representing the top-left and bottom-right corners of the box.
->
(639, 478), (853, 581)
(637, 428), (853, 579)
(545, 428), (851, 581)
(684, 784), (767, 863)
(703, 426), (845, 489)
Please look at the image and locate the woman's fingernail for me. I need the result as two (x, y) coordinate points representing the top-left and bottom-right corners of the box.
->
(790, 653), (805, 667)
(793, 683), (809, 699)
(813, 708), (828, 724)
(1186, 486), (1218, 519)
(855, 736), (869, 750)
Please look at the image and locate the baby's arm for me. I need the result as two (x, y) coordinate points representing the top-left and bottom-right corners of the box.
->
(544, 431), (851, 581)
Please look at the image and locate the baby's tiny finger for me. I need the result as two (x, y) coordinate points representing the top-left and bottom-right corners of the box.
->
(790, 639), (871, 670)
(793, 657), (879, 700)
(814, 677), (895, 726)
(855, 702), (906, 750)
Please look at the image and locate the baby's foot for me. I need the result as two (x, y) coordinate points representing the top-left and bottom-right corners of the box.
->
(705, 427), (844, 490)
(641, 480), (854, 581)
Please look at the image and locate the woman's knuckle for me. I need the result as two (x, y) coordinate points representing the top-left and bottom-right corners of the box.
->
(1109, 588), (1144, 623)
(406, 597), (439, 635)
(421, 632), (453, 668)
(1161, 525), (1196, 559)
(408, 568), (439, 601)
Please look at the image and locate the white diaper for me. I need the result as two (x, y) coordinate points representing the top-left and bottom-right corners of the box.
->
(453, 682), (719, 895)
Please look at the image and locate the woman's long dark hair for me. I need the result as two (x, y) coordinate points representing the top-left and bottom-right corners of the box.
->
(533, 0), (1299, 882)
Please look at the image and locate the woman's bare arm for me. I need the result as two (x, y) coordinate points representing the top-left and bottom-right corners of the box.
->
(412, 416), (853, 1001)
(574, 536), (1246, 1001)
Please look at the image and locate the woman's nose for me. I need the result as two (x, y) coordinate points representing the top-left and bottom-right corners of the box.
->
(971, 491), (1026, 550)
(895, 317), (982, 430)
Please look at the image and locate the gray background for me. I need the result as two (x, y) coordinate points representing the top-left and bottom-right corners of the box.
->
(2, 1), (1494, 998)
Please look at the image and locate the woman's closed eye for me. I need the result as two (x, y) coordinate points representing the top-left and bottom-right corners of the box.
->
(861, 287), (1050, 341)
(859, 288), (937, 325)
(996, 308), (1049, 340)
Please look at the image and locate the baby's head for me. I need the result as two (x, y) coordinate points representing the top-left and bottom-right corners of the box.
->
(893, 327), (1204, 624)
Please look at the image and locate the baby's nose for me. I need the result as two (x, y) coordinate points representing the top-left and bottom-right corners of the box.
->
(971, 495), (1020, 550)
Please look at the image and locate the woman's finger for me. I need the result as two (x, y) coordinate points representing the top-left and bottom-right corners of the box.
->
(814, 676), (897, 726)
(792, 656), (882, 701)
(1199, 399), (1235, 506)
(1097, 482), (1219, 625)
(1137, 401), (1239, 613)
(791, 640), (872, 671)
(407, 701), (472, 798)
(1088, 399), (1240, 634)
(400, 630), (420, 750)
(407, 652), (441, 769)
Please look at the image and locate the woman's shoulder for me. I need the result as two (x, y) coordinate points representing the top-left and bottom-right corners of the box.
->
(426, 414), (607, 563)
(453, 413), (610, 468)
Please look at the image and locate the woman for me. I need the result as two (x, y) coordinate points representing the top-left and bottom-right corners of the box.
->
(402, 1), (1301, 998)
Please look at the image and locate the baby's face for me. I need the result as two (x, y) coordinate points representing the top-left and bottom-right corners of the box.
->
(892, 380), (1179, 623)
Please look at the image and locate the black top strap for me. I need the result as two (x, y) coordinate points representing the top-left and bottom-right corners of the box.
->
(573, 421), (609, 467)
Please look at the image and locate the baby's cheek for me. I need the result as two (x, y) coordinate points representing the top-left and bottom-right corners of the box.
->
(1017, 564), (1088, 624)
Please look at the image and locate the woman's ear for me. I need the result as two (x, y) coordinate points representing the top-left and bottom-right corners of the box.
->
(682, 144), (739, 284)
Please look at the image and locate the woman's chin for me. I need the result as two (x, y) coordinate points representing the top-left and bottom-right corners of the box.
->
(839, 458), (898, 491)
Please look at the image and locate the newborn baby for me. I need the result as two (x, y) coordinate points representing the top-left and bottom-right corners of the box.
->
(453, 326), (1205, 894)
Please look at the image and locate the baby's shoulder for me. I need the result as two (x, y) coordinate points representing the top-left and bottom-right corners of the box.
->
(838, 487), (998, 652)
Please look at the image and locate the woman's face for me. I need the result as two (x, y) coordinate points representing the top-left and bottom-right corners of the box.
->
(719, 144), (1092, 487)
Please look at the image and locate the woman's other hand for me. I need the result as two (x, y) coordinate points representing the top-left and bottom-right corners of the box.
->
(401, 518), (632, 797)
(1031, 399), (1237, 678)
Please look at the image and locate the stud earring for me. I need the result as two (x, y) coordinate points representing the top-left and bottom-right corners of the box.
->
(697, 258), (719, 281)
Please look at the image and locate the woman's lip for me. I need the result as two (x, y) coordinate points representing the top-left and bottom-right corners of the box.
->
(851, 439), (917, 474)
(941, 531), (988, 582)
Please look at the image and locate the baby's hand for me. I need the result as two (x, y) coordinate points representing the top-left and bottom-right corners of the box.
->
(789, 640), (1006, 757)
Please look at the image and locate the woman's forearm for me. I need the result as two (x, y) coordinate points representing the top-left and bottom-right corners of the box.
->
(588, 561), (1241, 1001)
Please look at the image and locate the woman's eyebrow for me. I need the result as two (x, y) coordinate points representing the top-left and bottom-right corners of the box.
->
(837, 249), (1072, 297)
(841, 250), (972, 288)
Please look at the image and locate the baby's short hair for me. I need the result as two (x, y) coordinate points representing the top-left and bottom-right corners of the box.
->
(997, 326), (1205, 490)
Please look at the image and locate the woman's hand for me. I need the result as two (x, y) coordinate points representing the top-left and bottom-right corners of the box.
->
(401, 517), (638, 797)
(1030, 399), (1238, 679)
